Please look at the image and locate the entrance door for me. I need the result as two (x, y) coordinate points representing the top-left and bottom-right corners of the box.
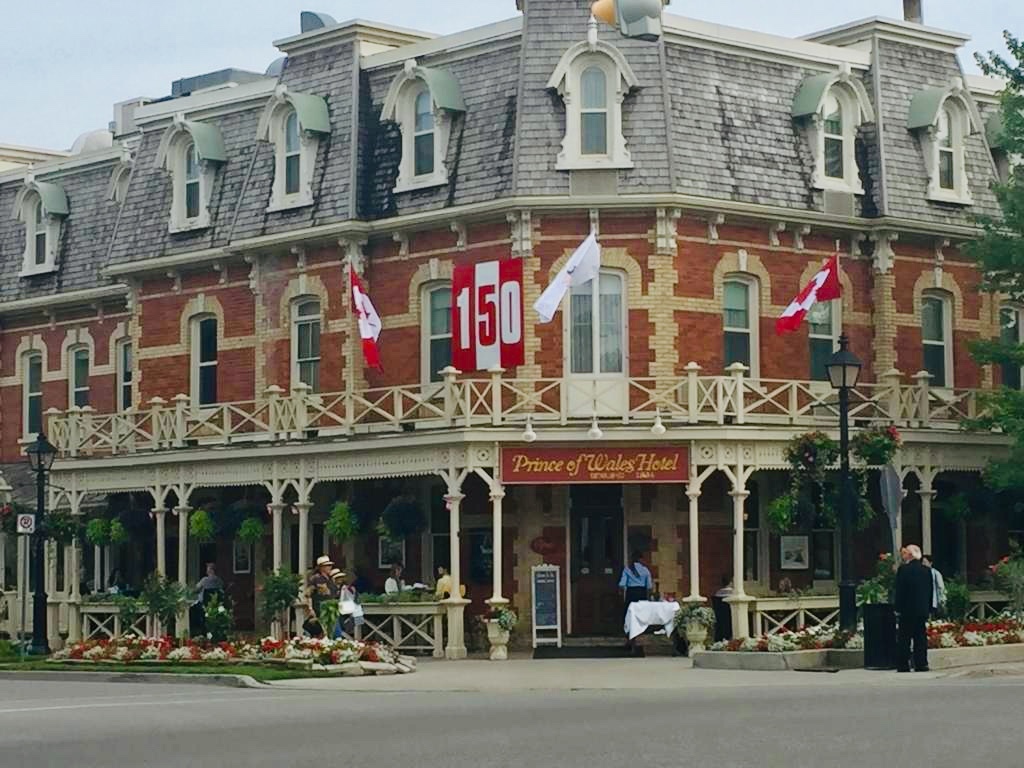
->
(570, 485), (624, 635)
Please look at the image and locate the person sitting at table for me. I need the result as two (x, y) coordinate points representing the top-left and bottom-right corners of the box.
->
(384, 563), (406, 595)
(195, 562), (224, 604)
(619, 551), (653, 615)
(106, 568), (128, 595)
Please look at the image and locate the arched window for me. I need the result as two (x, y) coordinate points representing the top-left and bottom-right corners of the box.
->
(23, 352), (43, 436)
(580, 67), (608, 156)
(570, 271), (624, 375)
(723, 277), (760, 377)
(822, 93), (844, 180)
(921, 292), (953, 388)
(422, 283), (452, 384)
(191, 315), (218, 406)
(284, 111), (301, 196)
(1001, 305), (1023, 390)
(116, 338), (133, 411)
(183, 142), (200, 221)
(292, 299), (321, 392)
(68, 346), (90, 407)
(937, 107), (957, 191)
(808, 299), (839, 381)
(413, 88), (435, 178)
(33, 200), (47, 266)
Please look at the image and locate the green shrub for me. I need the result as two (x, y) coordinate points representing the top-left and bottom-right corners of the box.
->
(140, 575), (189, 628)
(945, 579), (971, 622)
(261, 570), (301, 623)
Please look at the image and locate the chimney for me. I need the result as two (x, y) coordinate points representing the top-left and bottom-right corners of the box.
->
(903, 0), (923, 23)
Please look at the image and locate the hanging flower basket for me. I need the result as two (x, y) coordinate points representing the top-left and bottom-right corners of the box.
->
(851, 425), (903, 466)
(785, 432), (839, 479)
(189, 509), (216, 543)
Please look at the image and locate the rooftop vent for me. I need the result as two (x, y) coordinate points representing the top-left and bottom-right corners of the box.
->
(110, 97), (153, 137)
(300, 11), (336, 33)
(171, 68), (266, 99)
(903, 0), (923, 23)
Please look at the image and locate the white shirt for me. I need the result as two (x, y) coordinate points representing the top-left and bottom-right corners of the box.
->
(384, 577), (403, 595)
(930, 567), (946, 609)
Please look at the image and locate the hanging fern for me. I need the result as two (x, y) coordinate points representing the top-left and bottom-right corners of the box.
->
(325, 501), (359, 543)
(189, 509), (216, 543)
(108, 519), (129, 545)
(380, 495), (427, 540)
(236, 517), (266, 546)
(85, 518), (111, 547)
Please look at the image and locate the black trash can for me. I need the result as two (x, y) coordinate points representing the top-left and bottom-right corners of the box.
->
(712, 596), (732, 642)
(862, 603), (897, 669)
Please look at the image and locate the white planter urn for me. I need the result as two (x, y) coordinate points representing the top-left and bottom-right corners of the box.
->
(486, 620), (510, 661)
(685, 621), (709, 653)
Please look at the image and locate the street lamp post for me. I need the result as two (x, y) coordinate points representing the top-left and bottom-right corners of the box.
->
(826, 334), (863, 632)
(25, 433), (57, 655)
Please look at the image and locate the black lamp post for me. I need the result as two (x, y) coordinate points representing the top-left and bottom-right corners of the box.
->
(25, 433), (57, 655)
(826, 334), (863, 632)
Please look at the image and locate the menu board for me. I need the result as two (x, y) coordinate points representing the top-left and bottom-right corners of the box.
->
(531, 565), (562, 648)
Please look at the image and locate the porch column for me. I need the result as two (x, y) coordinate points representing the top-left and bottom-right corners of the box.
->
(725, 486), (752, 639)
(0, 533), (6, 591)
(174, 507), (191, 587)
(444, 491), (469, 660)
(93, 544), (102, 592)
(487, 486), (507, 606)
(685, 483), (704, 602)
(270, 503), (285, 572)
(919, 488), (935, 555)
(46, 541), (61, 650)
(67, 539), (82, 643)
(154, 508), (167, 577)
(295, 503), (312, 572)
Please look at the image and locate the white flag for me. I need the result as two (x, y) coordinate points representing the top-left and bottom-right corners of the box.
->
(533, 232), (602, 323)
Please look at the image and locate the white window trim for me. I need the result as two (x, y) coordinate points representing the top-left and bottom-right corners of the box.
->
(67, 345), (90, 409)
(808, 299), (841, 382)
(16, 194), (61, 278)
(808, 86), (865, 194)
(563, 268), (628, 379)
(921, 98), (974, 206)
(922, 291), (954, 389)
(420, 282), (452, 388)
(266, 107), (318, 212)
(23, 352), (43, 439)
(190, 314), (218, 408)
(290, 298), (322, 393)
(167, 136), (212, 232)
(548, 40), (638, 172)
(1000, 304), (1023, 390)
(723, 275), (761, 379)
(115, 338), (133, 411)
(392, 81), (452, 193)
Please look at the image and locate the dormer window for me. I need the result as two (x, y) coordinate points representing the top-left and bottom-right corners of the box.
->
(258, 86), (331, 211)
(908, 79), (982, 206)
(155, 117), (227, 233)
(12, 180), (68, 277)
(548, 33), (638, 171)
(792, 69), (874, 195)
(382, 60), (466, 194)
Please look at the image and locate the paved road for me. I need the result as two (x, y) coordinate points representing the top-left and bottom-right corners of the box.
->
(0, 672), (1021, 768)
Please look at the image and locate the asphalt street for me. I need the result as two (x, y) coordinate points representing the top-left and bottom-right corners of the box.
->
(0, 674), (1021, 768)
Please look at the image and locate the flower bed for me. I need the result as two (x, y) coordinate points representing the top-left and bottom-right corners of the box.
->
(52, 635), (405, 669)
(926, 617), (1024, 649)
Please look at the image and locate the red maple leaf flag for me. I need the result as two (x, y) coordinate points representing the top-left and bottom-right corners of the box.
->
(350, 266), (383, 370)
(775, 255), (841, 335)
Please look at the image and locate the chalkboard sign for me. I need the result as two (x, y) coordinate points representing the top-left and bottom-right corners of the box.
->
(531, 565), (562, 648)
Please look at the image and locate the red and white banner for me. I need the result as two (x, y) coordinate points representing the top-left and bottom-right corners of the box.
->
(452, 259), (525, 373)
(775, 255), (841, 335)
(350, 266), (382, 370)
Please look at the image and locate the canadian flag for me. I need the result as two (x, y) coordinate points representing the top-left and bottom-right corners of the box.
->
(350, 266), (382, 370)
(775, 255), (841, 335)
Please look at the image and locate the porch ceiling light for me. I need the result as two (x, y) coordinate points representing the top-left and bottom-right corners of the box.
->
(587, 417), (604, 440)
(651, 410), (666, 436)
(522, 417), (537, 443)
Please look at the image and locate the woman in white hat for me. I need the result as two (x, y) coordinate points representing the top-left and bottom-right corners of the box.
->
(304, 555), (338, 637)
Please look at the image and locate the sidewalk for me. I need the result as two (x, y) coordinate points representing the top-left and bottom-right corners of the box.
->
(266, 656), (977, 692)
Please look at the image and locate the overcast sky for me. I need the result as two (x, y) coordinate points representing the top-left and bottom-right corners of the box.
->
(3, 0), (1020, 150)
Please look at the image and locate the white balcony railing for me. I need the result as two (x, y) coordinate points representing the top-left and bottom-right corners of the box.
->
(47, 365), (985, 459)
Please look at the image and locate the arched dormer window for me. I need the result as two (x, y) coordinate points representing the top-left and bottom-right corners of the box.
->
(382, 59), (466, 194)
(908, 78), (982, 205)
(547, 33), (638, 171)
(12, 179), (68, 277)
(155, 116), (227, 233)
(257, 86), (330, 211)
(792, 67), (875, 194)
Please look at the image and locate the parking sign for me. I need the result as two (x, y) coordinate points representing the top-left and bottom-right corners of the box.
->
(16, 514), (35, 535)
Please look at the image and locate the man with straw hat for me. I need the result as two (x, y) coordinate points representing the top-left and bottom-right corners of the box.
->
(304, 555), (338, 637)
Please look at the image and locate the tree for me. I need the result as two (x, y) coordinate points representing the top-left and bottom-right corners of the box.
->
(964, 31), (1024, 488)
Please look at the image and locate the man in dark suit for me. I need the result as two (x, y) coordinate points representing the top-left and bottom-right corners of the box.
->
(894, 544), (933, 672)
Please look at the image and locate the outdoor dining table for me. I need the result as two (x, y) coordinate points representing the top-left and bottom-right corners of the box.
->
(624, 600), (680, 640)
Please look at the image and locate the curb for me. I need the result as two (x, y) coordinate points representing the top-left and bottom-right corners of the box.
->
(0, 670), (267, 689)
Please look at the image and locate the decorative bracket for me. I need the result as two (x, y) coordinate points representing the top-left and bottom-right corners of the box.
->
(934, 238), (950, 288)
(508, 210), (533, 259)
(243, 255), (262, 296)
(769, 222), (786, 248)
(166, 270), (181, 293)
(850, 232), (869, 257)
(707, 213), (725, 243)
(450, 220), (467, 250)
(392, 232), (409, 259)
(655, 207), (681, 256)
(212, 261), (227, 286)
(341, 237), (368, 275)
(91, 302), (105, 324)
(871, 231), (899, 274)
(291, 246), (307, 274)
(589, 209), (600, 237)
(794, 225), (811, 252)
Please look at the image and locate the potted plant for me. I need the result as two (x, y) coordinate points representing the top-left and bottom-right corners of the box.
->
(674, 604), (715, 652)
(485, 607), (518, 661)
(261, 570), (302, 639)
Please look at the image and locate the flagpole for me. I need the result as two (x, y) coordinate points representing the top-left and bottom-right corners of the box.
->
(835, 238), (844, 337)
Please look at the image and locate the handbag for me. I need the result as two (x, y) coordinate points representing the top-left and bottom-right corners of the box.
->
(340, 599), (357, 616)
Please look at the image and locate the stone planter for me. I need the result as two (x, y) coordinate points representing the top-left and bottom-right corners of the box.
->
(685, 621), (710, 652)
(486, 620), (510, 661)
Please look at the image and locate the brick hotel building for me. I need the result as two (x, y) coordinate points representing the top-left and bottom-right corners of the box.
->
(0, 1), (1017, 654)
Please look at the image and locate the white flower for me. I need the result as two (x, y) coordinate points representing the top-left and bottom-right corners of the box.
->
(939, 633), (958, 648)
(767, 634), (797, 652)
(845, 634), (865, 650)
(206, 633), (213, 640)
(201, 647), (229, 661)
(167, 646), (195, 661)
(218, 606), (226, 614)
(962, 631), (985, 647)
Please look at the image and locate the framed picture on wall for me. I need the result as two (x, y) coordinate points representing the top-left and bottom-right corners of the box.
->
(780, 535), (810, 570)
(233, 539), (252, 574)
(378, 537), (406, 569)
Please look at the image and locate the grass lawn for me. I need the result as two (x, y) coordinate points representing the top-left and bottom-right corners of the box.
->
(0, 658), (332, 682)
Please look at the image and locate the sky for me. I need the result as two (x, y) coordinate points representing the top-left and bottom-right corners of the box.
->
(2, 0), (1021, 150)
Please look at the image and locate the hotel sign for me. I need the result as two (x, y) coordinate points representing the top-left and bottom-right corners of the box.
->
(500, 446), (688, 484)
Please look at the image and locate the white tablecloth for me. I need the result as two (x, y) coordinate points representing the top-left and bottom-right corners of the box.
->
(624, 600), (680, 640)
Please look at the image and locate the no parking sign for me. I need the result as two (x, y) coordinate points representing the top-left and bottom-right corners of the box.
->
(16, 514), (35, 535)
